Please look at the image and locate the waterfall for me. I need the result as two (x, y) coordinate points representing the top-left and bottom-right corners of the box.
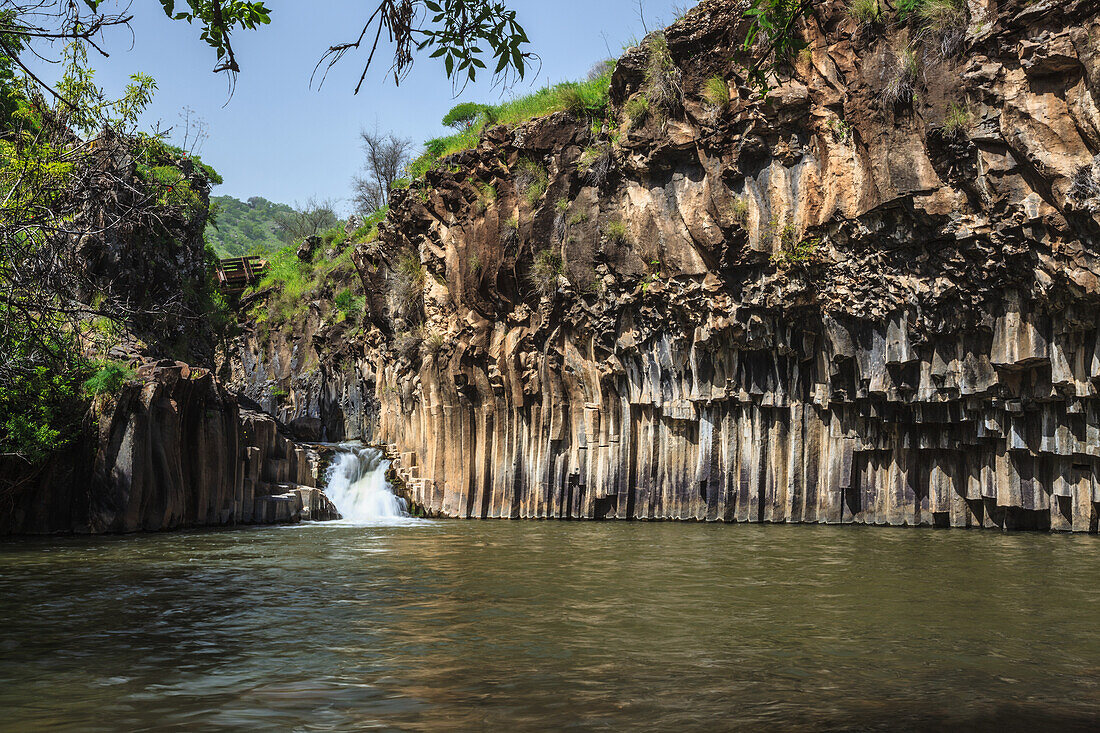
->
(324, 444), (411, 524)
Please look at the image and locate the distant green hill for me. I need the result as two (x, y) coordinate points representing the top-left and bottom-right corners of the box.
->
(206, 195), (295, 257)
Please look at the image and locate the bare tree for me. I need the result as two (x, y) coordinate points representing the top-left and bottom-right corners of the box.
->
(635, 0), (650, 34)
(274, 198), (339, 243)
(175, 106), (209, 157)
(352, 129), (413, 215)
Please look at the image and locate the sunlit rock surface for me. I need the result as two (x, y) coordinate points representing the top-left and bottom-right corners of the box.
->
(338, 0), (1100, 530)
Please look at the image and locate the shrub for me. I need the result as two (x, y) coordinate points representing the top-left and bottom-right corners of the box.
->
(501, 213), (519, 245)
(334, 288), (356, 314)
(1, 349), (84, 464)
(528, 249), (563, 297)
(82, 361), (135, 397)
(554, 199), (570, 240)
(443, 102), (492, 130)
(767, 218), (820, 266)
(729, 196), (750, 225)
(847, 0), (882, 24)
(350, 213), (382, 242)
(778, 221), (799, 252)
(772, 237), (820, 266)
(421, 329), (446, 358)
(828, 118), (853, 143)
(604, 219), (631, 245)
(515, 157), (548, 204)
(568, 211), (590, 226)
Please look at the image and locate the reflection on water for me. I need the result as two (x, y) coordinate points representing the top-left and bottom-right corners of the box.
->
(2, 522), (1100, 731)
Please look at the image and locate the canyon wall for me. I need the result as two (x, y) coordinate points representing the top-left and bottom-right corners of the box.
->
(223, 298), (377, 445)
(347, 0), (1100, 530)
(0, 360), (337, 535)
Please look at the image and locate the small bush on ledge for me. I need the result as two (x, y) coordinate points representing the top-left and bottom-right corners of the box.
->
(943, 102), (973, 134)
(914, 0), (968, 57)
(702, 76), (730, 116)
(728, 196), (750, 225)
(644, 33), (682, 111)
(624, 95), (650, 129)
(528, 249), (563, 297)
(515, 157), (548, 205)
(578, 144), (612, 187)
(501, 214), (519, 245)
(767, 218), (821, 268)
(421, 329), (446, 358)
(604, 220), (632, 245)
(392, 253), (427, 313)
(82, 361), (136, 398)
(882, 45), (920, 108)
(476, 182), (497, 212)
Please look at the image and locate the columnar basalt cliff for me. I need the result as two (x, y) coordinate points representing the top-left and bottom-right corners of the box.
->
(0, 359), (338, 535)
(321, 0), (1100, 530)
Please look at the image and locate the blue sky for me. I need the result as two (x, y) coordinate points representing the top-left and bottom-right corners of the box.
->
(30, 1), (691, 213)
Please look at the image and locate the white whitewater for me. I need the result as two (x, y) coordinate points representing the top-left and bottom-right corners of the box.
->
(324, 444), (412, 525)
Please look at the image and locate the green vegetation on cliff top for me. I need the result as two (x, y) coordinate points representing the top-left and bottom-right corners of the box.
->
(248, 208), (386, 334)
(408, 65), (614, 180)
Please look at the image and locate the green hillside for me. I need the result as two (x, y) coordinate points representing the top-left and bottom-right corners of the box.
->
(206, 195), (295, 257)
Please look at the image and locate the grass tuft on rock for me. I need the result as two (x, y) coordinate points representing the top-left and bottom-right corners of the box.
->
(702, 76), (730, 112)
(392, 252), (427, 313)
(528, 248), (563, 297)
(847, 0), (882, 24)
(515, 157), (548, 205)
(644, 33), (682, 111)
(604, 219), (632, 245)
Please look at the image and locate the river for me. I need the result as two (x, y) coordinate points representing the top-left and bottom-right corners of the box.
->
(1, 448), (1099, 731)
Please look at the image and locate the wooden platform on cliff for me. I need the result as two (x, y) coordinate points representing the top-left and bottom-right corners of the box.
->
(215, 256), (268, 292)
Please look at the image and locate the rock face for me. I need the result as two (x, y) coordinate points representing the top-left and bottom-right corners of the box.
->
(0, 360), (339, 535)
(339, 0), (1100, 530)
(223, 309), (377, 444)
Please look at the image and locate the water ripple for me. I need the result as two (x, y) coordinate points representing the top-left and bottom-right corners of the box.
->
(1, 523), (1100, 731)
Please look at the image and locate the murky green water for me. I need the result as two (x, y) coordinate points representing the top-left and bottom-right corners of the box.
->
(2, 522), (1100, 731)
